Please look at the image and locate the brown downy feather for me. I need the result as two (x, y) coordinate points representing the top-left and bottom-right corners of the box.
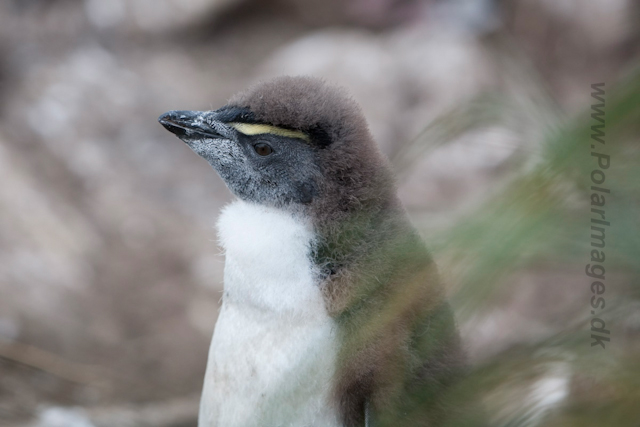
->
(228, 76), (472, 426)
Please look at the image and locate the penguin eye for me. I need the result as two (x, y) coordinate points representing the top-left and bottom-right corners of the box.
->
(254, 142), (273, 156)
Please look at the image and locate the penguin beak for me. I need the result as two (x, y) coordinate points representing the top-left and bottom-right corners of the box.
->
(158, 110), (234, 140)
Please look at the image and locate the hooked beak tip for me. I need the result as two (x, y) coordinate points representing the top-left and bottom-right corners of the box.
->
(158, 110), (231, 140)
(159, 111), (190, 137)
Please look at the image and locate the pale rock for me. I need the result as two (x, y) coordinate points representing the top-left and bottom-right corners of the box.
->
(84, 0), (244, 33)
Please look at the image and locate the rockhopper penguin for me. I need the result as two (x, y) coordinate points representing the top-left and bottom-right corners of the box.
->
(159, 76), (466, 427)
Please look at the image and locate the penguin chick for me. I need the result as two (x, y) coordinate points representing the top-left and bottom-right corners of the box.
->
(159, 76), (467, 427)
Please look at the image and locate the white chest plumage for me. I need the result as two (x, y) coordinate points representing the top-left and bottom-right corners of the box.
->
(198, 200), (341, 427)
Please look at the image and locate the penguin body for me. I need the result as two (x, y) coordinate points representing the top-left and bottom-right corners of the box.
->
(201, 200), (341, 426)
(160, 76), (466, 427)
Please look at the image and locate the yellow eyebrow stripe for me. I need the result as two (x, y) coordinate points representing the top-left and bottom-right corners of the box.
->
(229, 122), (309, 142)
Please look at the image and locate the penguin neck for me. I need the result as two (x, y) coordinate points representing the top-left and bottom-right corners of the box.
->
(216, 199), (327, 319)
(311, 194), (421, 317)
(311, 192), (407, 271)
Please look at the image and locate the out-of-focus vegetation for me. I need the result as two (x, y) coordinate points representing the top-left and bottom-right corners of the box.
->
(411, 68), (640, 427)
(0, 0), (638, 426)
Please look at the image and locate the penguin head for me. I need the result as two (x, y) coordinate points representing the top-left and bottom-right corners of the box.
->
(159, 76), (392, 216)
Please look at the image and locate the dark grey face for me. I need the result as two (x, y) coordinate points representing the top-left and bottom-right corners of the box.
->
(158, 109), (320, 207)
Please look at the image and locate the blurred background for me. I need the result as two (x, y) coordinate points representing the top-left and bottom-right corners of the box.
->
(0, 0), (639, 426)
